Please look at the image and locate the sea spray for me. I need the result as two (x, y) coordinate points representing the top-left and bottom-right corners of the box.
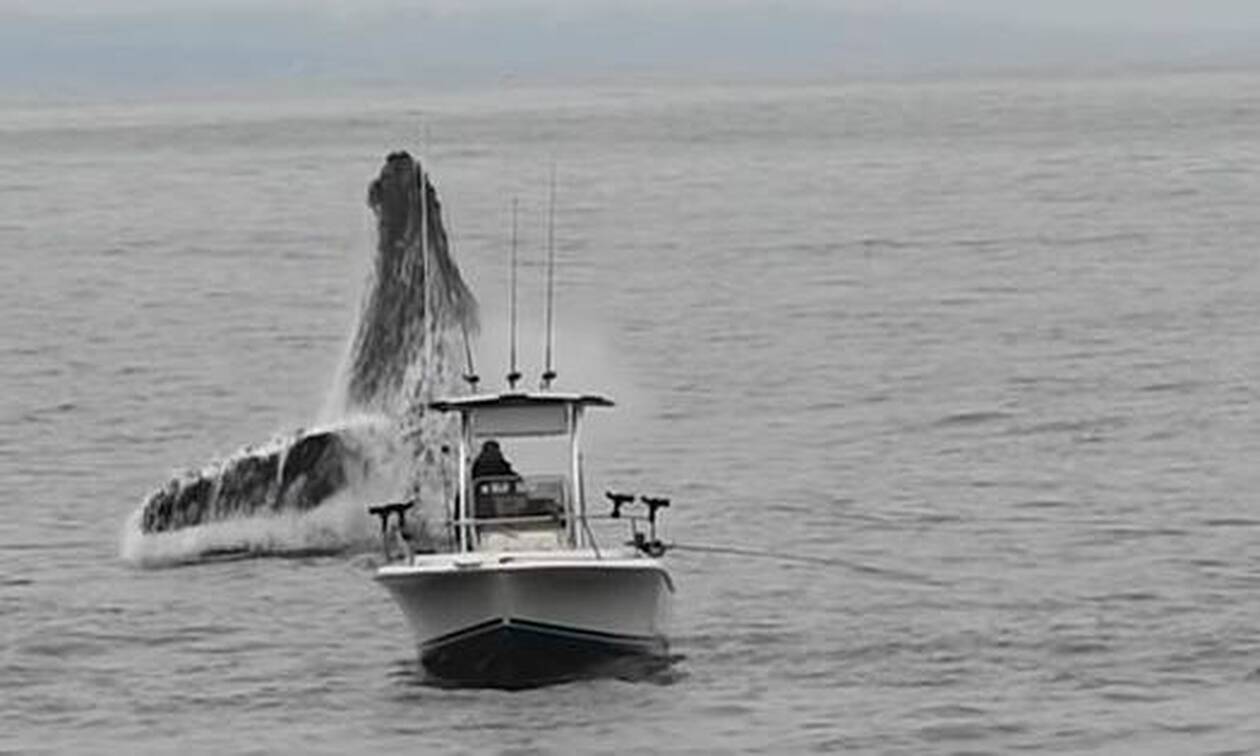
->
(124, 151), (477, 565)
(121, 417), (419, 565)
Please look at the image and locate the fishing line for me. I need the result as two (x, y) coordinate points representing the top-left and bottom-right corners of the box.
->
(666, 542), (942, 587)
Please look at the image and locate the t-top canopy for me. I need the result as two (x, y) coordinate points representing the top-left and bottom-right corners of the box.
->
(429, 391), (614, 438)
(429, 391), (614, 412)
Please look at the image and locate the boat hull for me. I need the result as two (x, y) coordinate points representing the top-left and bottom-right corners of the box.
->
(375, 552), (672, 687)
(421, 616), (667, 686)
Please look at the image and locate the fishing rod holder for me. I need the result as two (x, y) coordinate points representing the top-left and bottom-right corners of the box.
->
(641, 496), (670, 526)
(368, 500), (416, 562)
(605, 490), (635, 519)
(603, 490), (671, 557)
(640, 496), (670, 551)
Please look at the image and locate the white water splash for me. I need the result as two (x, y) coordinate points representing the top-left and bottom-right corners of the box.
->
(120, 416), (423, 566)
(122, 153), (477, 566)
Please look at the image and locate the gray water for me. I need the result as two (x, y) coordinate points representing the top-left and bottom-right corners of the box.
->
(3, 70), (1260, 754)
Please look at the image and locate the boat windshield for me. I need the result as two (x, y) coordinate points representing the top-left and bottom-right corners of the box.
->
(469, 435), (569, 523)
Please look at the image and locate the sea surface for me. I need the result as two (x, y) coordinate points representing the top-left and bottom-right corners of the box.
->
(3, 70), (1260, 754)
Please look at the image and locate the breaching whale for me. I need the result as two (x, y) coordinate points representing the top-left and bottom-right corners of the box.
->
(132, 152), (476, 545)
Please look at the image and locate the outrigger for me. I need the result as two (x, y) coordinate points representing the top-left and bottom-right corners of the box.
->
(368, 390), (675, 687)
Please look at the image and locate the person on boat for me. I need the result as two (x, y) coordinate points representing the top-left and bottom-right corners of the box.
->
(472, 440), (517, 479)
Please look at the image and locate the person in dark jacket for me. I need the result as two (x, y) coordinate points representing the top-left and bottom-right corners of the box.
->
(471, 440), (516, 479)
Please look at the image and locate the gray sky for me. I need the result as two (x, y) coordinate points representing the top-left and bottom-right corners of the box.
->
(3, 1), (1258, 92)
(3, 0), (1260, 31)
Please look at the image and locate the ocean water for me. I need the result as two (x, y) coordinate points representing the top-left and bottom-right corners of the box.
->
(3, 70), (1260, 753)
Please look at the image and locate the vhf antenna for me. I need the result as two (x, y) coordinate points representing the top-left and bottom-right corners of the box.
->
(418, 157), (434, 393)
(460, 321), (479, 391)
(456, 200), (479, 392)
(541, 164), (557, 390)
(507, 198), (521, 390)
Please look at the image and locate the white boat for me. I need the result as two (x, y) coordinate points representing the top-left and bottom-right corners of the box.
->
(369, 390), (675, 687)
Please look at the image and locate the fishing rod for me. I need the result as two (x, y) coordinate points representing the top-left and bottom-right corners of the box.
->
(414, 128), (478, 392)
(507, 198), (521, 390)
(418, 158), (434, 390)
(459, 294), (479, 391)
(663, 542), (942, 587)
(540, 163), (557, 390)
(599, 492), (938, 587)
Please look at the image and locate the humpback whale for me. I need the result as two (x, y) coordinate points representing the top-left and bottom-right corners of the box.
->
(346, 151), (476, 417)
(130, 152), (477, 550)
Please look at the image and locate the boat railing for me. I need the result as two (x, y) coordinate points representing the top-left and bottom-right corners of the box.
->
(449, 514), (563, 528)
(369, 491), (672, 562)
(455, 492), (670, 557)
(599, 492), (670, 557)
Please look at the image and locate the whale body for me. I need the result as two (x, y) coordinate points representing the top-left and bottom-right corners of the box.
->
(133, 151), (476, 542)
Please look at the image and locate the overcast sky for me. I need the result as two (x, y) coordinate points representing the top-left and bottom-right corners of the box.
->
(3, 0), (1258, 92)
(3, 0), (1260, 31)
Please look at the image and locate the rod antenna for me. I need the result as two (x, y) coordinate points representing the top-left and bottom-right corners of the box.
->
(541, 164), (557, 390)
(460, 318), (479, 392)
(454, 196), (479, 392)
(417, 160), (434, 396)
(507, 198), (521, 390)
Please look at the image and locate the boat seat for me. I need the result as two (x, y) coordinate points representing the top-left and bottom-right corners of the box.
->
(471, 476), (566, 554)
(473, 476), (564, 521)
(473, 475), (528, 518)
